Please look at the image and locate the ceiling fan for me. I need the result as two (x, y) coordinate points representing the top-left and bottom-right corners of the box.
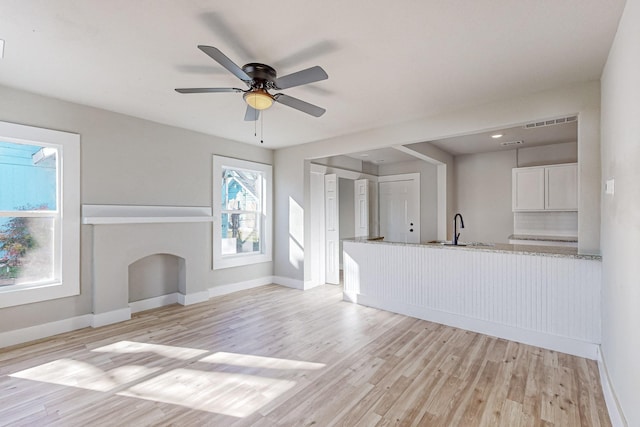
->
(175, 45), (328, 120)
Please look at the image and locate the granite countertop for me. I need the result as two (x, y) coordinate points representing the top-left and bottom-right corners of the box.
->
(342, 238), (601, 260)
(508, 234), (578, 243)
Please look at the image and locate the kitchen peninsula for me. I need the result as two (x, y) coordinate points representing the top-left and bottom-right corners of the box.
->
(342, 238), (602, 359)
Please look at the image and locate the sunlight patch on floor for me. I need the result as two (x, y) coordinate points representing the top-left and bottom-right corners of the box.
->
(201, 351), (326, 370)
(10, 358), (160, 392)
(8, 341), (326, 418)
(92, 340), (209, 360)
(119, 368), (296, 417)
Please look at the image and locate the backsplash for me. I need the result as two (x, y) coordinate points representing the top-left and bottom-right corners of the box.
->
(513, 211), (578, 237)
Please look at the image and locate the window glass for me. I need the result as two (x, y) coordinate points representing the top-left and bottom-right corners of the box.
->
(0, 141), (57, 211)
(0, 216), (55, 286)
(221, 212), (261, 256)
(0, 140), (58, 289)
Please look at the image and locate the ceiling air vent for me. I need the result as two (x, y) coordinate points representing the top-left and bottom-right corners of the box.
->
(524, 115), (577, 129)
(500, 140), (524, 147)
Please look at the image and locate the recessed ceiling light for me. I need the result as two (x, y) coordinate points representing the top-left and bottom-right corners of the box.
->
(491, 134), (503, 139)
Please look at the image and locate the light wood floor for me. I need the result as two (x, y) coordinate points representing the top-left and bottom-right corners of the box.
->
(0, 284), (611, 426)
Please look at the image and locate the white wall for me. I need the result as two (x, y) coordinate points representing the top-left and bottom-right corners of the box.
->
(378, 160), (439, 242)
(600, 0), (640, 425)
(0, 84), (273, 333)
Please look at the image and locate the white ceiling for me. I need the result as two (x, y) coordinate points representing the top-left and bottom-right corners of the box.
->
(0, 1), (625, 149)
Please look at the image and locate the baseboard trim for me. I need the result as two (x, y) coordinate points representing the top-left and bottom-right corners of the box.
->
(354, 293), (599, 360)
(209, 277), (273, 297)
(597, 347), (626, 427)
(129, 293), (180, 314)
(272, 275), (305, 290)
(303, 280), (323, 290)
(1, 275), (309, 348)
(177, 290), (210, 306)
(92, 307), (131, 328)
(0, 314), (92, 349)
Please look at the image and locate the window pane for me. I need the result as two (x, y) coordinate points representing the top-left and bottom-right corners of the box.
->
(221, 168), (261, 211)
(0, 216), (55, 286)
(221, 212), (261, 256)
(0, 141), (57, 211)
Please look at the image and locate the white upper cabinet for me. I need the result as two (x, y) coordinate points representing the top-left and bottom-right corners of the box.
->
(512, 163), (578, 212)
(545, 164), (578, 210)
(512, 167), (545, 211)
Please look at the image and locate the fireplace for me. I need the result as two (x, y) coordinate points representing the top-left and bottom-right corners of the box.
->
(83, 205), (213, 327)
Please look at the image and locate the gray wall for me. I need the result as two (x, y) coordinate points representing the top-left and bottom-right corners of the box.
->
(128, 254), (180, 302)
(454, 143), (577, 244)
(0, 84), (273, 333)
(600, 0), (640, 424)
(378, 160), (439, 243)
(454, 150), (516, 243)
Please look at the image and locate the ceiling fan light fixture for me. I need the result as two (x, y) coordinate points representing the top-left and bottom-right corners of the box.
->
(244, 89), (274, 110)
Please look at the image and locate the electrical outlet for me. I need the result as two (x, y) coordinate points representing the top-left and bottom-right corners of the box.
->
(605, 179), (615, 195)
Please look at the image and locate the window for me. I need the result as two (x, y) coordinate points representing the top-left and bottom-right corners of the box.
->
(212, 156), (272, 269)
(0, 121), (80, 308)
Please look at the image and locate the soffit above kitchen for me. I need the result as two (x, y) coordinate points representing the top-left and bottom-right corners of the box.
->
(0, 1), (625, 148)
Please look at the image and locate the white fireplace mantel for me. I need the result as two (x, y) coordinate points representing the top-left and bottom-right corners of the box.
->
(82, 204), (214, 225)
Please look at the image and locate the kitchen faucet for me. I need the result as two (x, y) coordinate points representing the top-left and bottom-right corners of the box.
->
(453, 213), (465, 245)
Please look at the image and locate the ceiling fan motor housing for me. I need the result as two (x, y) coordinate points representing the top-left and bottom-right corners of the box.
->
(243, 63), (277, 89)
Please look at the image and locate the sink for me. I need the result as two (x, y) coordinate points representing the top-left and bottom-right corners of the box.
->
(462, 242), (495, 247)
(426, 240), (494, 247)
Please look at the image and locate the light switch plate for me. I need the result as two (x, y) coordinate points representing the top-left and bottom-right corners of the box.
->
(605, 179), (615, 195)
(0, 39), (4, 59)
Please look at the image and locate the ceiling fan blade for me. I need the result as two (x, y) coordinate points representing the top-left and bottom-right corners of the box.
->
(244, 105), (260, 121)
(175, 87), (244, 94)
(275, 66), (328, 89)
(274, 94), (326, 117)
(198, 45), (251, 82)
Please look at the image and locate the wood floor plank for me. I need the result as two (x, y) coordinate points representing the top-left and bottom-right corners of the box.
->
(0, 284), (611, 426)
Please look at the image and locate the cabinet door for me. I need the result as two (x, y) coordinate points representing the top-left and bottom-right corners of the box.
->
(545, 164), (578, 210)
(512, 167), (545, 211)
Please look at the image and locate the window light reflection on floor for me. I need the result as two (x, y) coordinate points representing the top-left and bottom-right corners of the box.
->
(9, 341), (326, 418)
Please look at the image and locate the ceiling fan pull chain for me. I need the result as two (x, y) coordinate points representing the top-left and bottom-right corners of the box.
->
(261, 111), (264, 144)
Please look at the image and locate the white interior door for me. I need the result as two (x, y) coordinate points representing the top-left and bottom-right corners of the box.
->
(379, 175), (420, 243)
(354, 179), (369, 237)
(325, 174), (340, 284)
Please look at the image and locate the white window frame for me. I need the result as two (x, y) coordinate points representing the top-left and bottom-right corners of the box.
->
(0, 121), (80, 308)
(212, 155), (272, 269)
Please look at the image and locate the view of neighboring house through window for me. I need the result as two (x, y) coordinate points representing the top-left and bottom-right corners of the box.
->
(0, 141), (58, 287)
(221, 168), (262, 256)
(212, 155), (272, 269)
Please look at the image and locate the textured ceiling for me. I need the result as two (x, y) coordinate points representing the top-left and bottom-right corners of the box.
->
(0, 1), (625, 148)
